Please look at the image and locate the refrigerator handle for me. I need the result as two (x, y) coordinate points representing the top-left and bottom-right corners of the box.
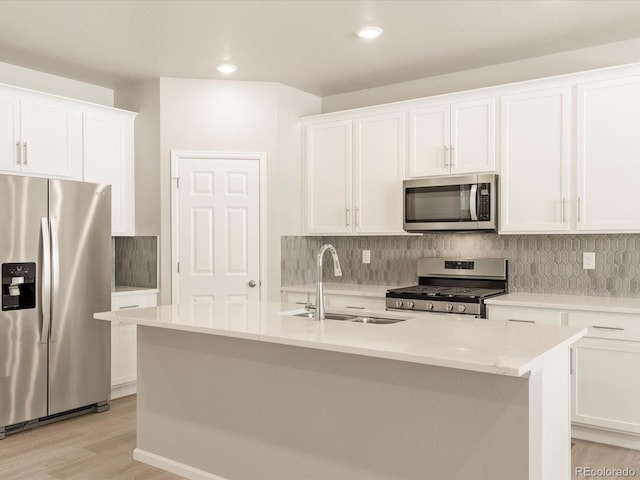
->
(40, 218), (51, 344)
(50, 217), (60, 343)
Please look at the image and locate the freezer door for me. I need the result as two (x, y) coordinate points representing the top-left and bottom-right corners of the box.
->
(48, 179), (111, 415)
(0, 175), (49, 427)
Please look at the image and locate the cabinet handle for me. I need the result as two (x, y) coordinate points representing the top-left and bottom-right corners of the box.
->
(450, 145), (455, 168)
(346, 208), (351, 226)
(23, 142), (27, 165)
(346, 306), (366, 310)
(294, 301), (308, 305)
(562, 198), (566, 223)
(592, 325), (624, 331)
(16, 142), (21, 165)
(508, 319), (535, 324)
(119, 304), (140, 310)
(443, 146), (449, 168)
(577, 197), (581, 223)
(355, 207), (360, 226)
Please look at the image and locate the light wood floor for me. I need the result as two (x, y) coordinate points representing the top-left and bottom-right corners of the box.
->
(0, 395), (182, 479)
(1, 394), (639, 479)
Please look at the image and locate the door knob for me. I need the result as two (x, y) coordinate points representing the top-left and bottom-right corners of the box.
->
(248, 280), (257, 287)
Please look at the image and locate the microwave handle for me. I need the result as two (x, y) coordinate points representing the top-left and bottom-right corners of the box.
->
(470, 184), (478, 221)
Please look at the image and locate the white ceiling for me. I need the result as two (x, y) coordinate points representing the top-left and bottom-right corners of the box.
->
(1, 0), (640, 97)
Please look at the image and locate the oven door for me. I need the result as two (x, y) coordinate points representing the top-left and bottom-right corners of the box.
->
(403, 174), (497, 232)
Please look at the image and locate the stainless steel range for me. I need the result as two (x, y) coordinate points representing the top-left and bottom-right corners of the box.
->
(386, 257), (508, 318)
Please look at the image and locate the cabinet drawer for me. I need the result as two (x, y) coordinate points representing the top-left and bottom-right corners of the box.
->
(111, 292), (157, 311)
(487, 306), (564, 325)
(326, 295), (386, 312)
(281, 291), (311, 306)
(567, 311), (640, 342)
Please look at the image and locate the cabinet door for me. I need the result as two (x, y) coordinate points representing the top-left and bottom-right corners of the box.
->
(83, 110), (135, 235)
(450, 98), (496, 175)
(354, 112), (405, 233)
(500, 88), (571, 233)
(408, 104), (450, 177)
(577, 76), (640, 232)
(572, 338), (640, 434)
(305, 120), (353, 234)
(20, 97), (82, 179)
(110, 292), (157, 395)
(0, 91), (20, 173)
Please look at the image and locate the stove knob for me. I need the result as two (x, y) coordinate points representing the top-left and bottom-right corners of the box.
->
(457, 305), (466, 313)
(406, 301), (415, 309)
(445, 304), (453, 312)
(425, 302), (434, 311)
(395, 300), (404, 308)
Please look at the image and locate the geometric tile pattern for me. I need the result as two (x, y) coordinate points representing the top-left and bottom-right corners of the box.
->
(114, 236), (159, 288)
(282, 234), (640, 297)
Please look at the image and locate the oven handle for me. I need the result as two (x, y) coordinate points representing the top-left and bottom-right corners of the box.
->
(470, 184), (478, 221)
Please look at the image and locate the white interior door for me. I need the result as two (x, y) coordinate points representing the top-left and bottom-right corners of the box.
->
(177, 157), (260, 303)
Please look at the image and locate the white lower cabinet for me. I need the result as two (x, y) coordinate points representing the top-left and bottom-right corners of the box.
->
(110, 291), (157, 398)
(486, 305), (564, 325)
(571, 338), (640, 434)
(488, 303), (640, 445)
(281, 289), (384, 312)
(325, 294), (386, 312)
(281, 291), (314, 307)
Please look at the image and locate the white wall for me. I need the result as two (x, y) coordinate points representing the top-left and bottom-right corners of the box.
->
(158, 78), (320, 304)
(322, 37), (640, 112)
(0, 61), (113, 106)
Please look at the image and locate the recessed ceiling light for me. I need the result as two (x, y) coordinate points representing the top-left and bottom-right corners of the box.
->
(356, 26), (383, 39)
(217, 63), (238, 74)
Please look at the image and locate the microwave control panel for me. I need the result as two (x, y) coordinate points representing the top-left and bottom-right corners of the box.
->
(478, 183), (491, 221)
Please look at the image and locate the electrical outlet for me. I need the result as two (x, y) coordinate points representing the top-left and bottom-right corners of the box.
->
(362, 250), (371, 264)
(583, 252), (595, 270)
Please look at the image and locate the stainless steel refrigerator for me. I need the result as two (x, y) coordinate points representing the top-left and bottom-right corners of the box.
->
(0, 174), (111, 439)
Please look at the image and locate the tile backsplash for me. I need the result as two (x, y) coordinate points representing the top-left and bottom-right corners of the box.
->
(114, 236), (158, 288)
(281, 234), (640, 297)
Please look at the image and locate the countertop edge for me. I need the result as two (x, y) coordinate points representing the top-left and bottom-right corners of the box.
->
(486, 293), (640, 314)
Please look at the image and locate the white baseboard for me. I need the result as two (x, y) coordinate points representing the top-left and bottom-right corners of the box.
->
(572, 424), (640, 450)
(134, 448), (229, 480)
(110, 381), (136, 400)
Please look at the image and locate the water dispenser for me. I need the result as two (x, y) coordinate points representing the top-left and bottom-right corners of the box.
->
(2, 262), (36, 311)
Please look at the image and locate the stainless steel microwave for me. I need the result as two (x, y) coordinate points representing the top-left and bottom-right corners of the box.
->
(403, 174), (498, 232)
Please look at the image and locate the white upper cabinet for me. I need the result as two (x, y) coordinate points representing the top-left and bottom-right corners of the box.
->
(305, 120), (353, 234)
(0, 87), (82, 179)
(0, 84), (137, 235)
(0, 91), (20, 173)
(304, 111), (405, 235)
(577, 75), (640, 232)
(409, 98), (495, 178)
(83, 109), (136, 236)
(500, 87), (571, 233)
(353, 112), (405, 233)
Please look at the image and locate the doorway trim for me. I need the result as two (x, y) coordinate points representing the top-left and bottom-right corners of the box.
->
(170, 150), (268, 304)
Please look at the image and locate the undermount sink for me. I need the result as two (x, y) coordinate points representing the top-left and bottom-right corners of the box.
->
(292, 312), (405, 324)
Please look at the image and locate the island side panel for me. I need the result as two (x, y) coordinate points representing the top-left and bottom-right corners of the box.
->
(136, 325), (530, 480)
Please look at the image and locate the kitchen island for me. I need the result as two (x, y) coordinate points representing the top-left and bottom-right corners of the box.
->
(95, 301), (586, 480)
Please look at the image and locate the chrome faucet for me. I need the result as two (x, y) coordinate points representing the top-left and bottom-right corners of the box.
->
(314, 244), (342, 321)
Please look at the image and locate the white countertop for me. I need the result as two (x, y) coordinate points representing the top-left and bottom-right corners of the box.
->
(95, 300), (585, 377)
(281, 283), (403, 297)
(112, 285), (159, 296)
(486, 292), (640, 314)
